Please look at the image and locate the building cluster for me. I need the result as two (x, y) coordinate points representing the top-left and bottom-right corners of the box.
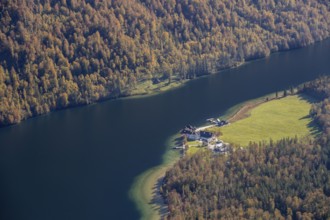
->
(180, 125), (230, 154)
(180, 125), (215, 142)
(207, 118), (229, 127)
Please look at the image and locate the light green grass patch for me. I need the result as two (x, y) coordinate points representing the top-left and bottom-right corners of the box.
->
(186, 140), (204, 155)
(210, 95), (318, 146)
(186, 145), (203, 155)
(127, 78), (187, 97)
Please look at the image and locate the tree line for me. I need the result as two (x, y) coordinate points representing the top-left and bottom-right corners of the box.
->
(1, 0), (330, 125)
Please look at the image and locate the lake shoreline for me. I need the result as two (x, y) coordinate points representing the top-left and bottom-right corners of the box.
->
(4, 38), (329, 128)
(131, 92), (280, 220)
(129, 135), (181, 220)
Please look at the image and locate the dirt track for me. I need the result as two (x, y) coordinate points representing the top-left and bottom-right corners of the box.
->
(228, 97), (278, 123)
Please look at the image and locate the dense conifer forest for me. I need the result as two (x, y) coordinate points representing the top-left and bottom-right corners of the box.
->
(1, 0), (330, 125)
(161, 77), (330, 219)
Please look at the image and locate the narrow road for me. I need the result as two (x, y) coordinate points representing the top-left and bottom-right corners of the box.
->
(196, 125), (215, 131)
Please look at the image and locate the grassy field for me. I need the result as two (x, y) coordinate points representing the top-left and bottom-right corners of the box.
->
(126, 78), (187, 97)
(207, 95), (318, 146)
(186, 141), (204, 155)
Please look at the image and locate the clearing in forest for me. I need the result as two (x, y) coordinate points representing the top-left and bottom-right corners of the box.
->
(208, 95), (318, 146)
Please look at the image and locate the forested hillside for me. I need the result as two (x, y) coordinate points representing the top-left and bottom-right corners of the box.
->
(161, 77), (330, 219)
(1, 0), (330, 125)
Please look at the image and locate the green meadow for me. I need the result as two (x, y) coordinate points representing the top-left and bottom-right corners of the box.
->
(208, 95), (318, 146)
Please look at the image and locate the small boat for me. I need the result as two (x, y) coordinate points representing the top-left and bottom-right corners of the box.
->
(173, 145), (185, 149)
(206, 118), (216, 123)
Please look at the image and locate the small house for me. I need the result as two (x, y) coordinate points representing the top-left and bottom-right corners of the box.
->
(180, 125), (200, 141)
(214, 141), (230, 154)
(199, 131), (215, 142)
(215, 141), (223, 148)
(217, 120), (229, 127)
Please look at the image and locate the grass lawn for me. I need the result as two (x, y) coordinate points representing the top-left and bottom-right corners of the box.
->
(207, 95), (318, 146)
(126, 78), (186, 97)
(186, 142), (204, 155)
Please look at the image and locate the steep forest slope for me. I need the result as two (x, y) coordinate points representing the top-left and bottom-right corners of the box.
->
(161, 77), (330, 219)
(1, 0), (330, 125)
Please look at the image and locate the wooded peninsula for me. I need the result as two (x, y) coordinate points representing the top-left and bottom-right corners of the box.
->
(1, 0), (330, 125)
(161, 77), (330, 219)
